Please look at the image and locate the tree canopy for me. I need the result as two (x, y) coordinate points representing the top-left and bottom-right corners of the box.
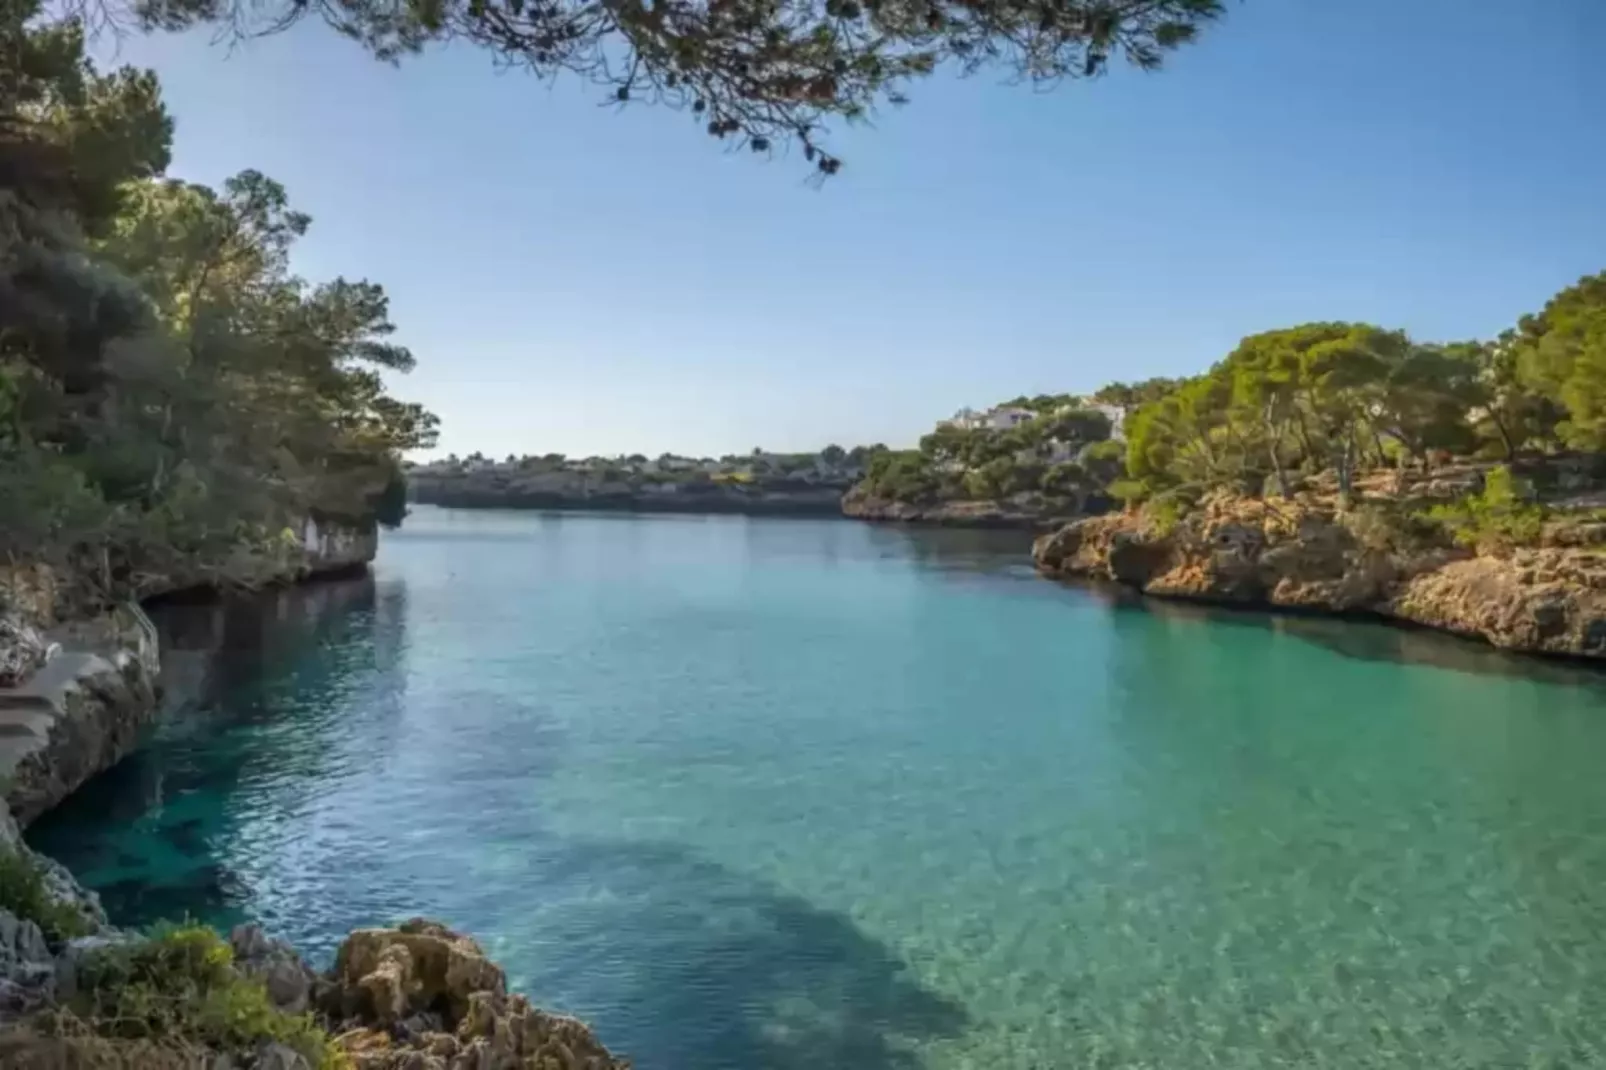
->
(66, 0), (1228, 175)
(1115, 272), (1606, 505)
(2, 0), (436, 604)
(856, 271), (1606, 518)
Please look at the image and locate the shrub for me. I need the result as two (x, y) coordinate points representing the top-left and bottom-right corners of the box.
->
(1342, 502), (1447, 554)
(0, 849), (94, 945)
(1141, 494), (1188, 536)
(70, 923), (345, 1069)
(1422, 465), (1545, 551)
(1107, 478), (1151, 504)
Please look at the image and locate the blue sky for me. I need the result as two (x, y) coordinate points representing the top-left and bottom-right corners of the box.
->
(100, 0), (1605, 459)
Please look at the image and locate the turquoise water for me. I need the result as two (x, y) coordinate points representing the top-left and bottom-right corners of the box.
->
(29, 506), (1606, 1069)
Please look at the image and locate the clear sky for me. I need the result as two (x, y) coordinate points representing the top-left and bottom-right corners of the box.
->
(98, 0), (1605, 460)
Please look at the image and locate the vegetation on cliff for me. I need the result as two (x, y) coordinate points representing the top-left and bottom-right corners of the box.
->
(1114, 272), (1606, 509)
(1, 0), (437, 608)
(0, 848), (92, 945)
(1026, 272), (1606, 657)
(853, 399), (1121, 517)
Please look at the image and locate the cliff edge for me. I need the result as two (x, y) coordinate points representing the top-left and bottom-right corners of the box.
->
(1033, 480), (1606, 659)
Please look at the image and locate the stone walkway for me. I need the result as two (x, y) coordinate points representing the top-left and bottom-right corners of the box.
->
(0, 652), (116, 792)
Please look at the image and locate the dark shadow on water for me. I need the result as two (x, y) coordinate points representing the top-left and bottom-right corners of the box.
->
(1062, 577), (1606, 690)
(505, 835), (972, 1070)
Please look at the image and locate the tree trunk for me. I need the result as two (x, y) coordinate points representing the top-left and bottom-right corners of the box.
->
(1262, 408), (1288, 497)
(1336, 429), (1357, 508)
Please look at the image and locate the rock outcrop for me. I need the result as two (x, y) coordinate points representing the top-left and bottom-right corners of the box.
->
(321, 919), (626, 1070)
(1033, 488), (1606, 659)
(0, 605), (161, 826)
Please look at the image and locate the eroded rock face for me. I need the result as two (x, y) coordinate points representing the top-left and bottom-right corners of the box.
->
(232, 925), (316, 1016)
(1, 646), (160, 827)
(1032, 490), (1606, 659)
(324, 920), (628, 1070)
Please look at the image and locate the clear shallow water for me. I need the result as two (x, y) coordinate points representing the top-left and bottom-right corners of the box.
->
(29, 506), (1606, 1069)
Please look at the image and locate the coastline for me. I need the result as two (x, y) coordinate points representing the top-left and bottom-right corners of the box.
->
(1, 544), (631, 1068)
(1032, 489), (1606, 661)
(411, 490), (849, 518)
(840, 487), (1086, 530)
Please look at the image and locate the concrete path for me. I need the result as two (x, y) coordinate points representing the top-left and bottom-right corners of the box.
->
(0, 652), (115, 788)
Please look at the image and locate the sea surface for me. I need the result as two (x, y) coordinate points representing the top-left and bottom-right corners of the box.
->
(29, 506), (1606, 1069)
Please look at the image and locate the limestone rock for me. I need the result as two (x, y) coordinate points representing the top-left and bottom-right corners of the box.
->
(231, 924), (316, 1014)
(331, 919), (507, 1026)
(0, 909), (55, 1017)
(53, 932), (135, 1001)
(1, 641), (161, 828)
(1032, 487), (1606, 659)
(326, 920), (629, 1070)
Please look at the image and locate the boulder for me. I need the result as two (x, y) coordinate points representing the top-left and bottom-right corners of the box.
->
(329, 919), (506, 1026)
(231, 924), (316, 1015)
(324, 920), (629, 1070)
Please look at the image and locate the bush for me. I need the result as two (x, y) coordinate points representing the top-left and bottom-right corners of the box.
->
(1422, 465), (1545, 551)
(1342, 502), (1447, 554)
(1141, 494), (1188, 536)
(70, 924), (344, 1068)
(0, 849), (94, 945)
(1077, 440), (1127, 484)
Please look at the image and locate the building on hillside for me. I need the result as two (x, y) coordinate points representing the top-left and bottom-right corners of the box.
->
(940, 405), (1038, 432)
(1051, 399), (1129, 441)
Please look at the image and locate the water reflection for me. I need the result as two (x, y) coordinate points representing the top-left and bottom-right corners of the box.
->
(1054, 576), (1606, 689)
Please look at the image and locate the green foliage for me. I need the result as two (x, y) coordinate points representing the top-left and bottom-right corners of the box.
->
(1423, 466), (1545, 551)
(0, 849), (94, 945)
(71, 923), (344, 1068)
(1077, 439), (1127, 484)
(2, 6), (436, 601)
(1341, 502), (1448, 555)
(1511, 272), (1606, 449)
(88, 0), (1227, 177)
(370, 463), (409, 528)
(1140, 493), (1189, 537)
(862, 449), (938, 502)
(1093, 378), (1182, 410)
(1109, 271), (1606, 511)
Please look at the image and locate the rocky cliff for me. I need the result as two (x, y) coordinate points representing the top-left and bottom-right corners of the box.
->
(0, 605), (161, 825)
(1033, 485), (1606, 659)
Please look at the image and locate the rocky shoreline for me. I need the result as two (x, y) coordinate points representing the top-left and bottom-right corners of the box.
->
(840, 488), (1081, 529)
(1033, 487), (1606, 660)
(1, 552), (628, 1069)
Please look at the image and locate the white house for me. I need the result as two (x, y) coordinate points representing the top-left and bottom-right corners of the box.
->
(986, 406), (1037, 431)
(940, 405), (1038, 432)
(1052, 399), (1128, 442)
